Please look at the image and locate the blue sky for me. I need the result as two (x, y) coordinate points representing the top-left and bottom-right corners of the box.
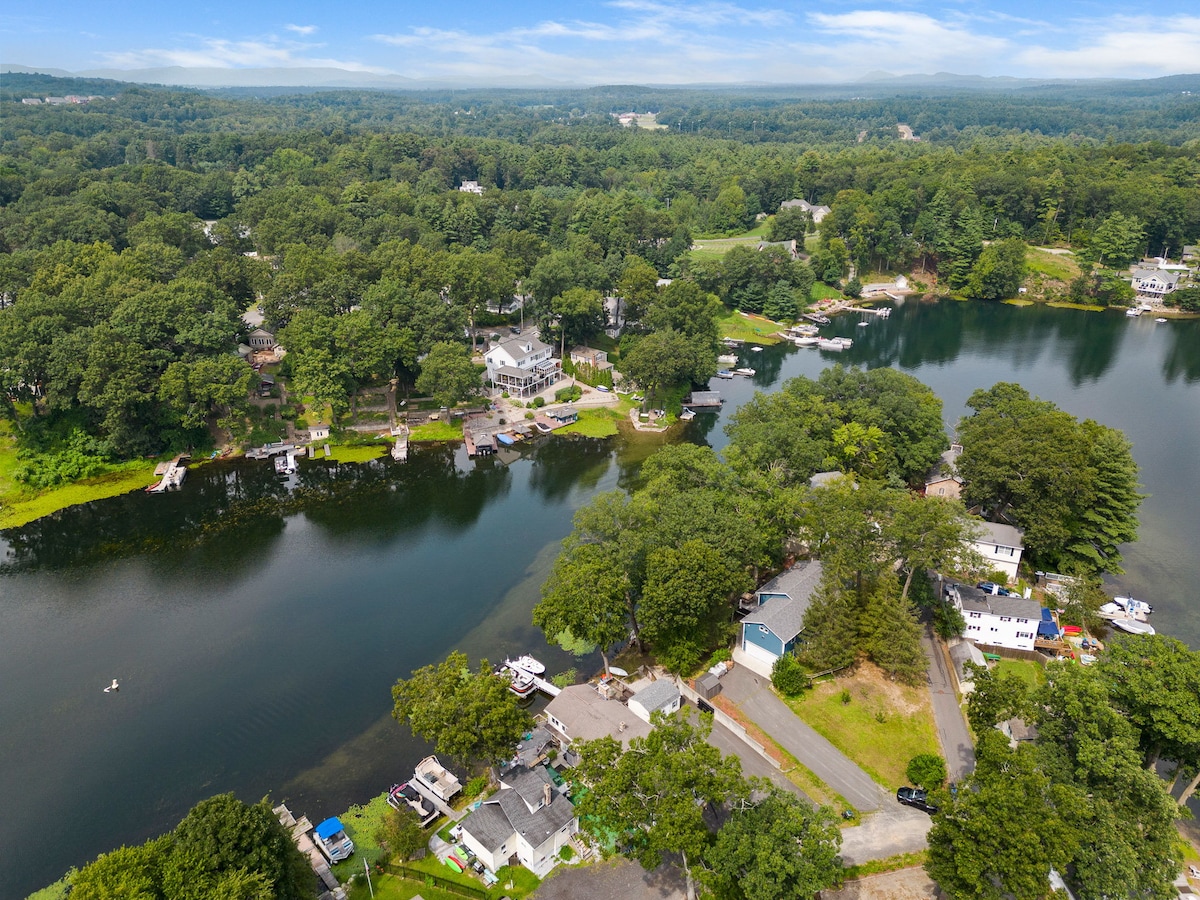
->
(5, 0), (1200, 84)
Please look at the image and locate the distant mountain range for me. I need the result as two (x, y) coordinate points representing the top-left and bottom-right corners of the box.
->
(0, 63), (570, 90)
(3, 62), (1198, 94)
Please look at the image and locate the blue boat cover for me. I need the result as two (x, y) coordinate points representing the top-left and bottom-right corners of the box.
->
(1041, 607), (1054, 621)
(315, 818), (344, 840)
(1037, 620), (1060, 638)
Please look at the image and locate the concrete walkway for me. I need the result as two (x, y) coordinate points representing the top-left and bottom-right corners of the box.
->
(719, 666), (888, 812)
(921, 625), (975, 782)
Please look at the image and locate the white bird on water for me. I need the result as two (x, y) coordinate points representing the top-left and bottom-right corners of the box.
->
(103, 679), (119, 693)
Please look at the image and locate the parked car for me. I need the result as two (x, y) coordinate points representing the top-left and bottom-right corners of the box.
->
(510, 326), (521, 334)
(977, 582), (1014, 596)
(896, 786), (938, 814)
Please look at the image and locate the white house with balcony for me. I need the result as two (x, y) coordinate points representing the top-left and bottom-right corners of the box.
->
(484, 334), (561, 397)
(1131, 268), (1181, 302)
(970, 521), (1024, 581)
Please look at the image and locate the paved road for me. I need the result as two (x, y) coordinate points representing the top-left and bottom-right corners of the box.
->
(838, 803), (933, 865)
(921, 626), (976, 782)
(720, 666), (888, 812)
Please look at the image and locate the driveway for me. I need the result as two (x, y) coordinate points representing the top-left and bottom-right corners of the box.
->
(921, 625), (975, 781)
(719, 666), (888, 812)
(696, 706), (811, 803)
(533, 857), (685, 900)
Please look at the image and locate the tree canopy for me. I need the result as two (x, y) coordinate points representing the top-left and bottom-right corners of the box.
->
(390, 650), (532, 768)
(956, 383), (1142, 574)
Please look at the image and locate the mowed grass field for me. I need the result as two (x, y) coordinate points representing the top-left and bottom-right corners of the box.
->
(786, 662), (941, 789)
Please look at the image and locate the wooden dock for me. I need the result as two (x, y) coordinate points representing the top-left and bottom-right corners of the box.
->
(147, 455), (189, 493)
(391, 424), (409, 462)
(274, 804), (341, 893)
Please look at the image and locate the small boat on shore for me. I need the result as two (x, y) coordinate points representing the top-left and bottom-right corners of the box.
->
(715, 369), (734, 379)
(733, 367), (756, 377)
(717, 354), (738, 365)
(1125, 307), (1142, 317)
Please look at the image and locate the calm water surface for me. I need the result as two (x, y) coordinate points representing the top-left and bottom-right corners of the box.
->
(2, 299), (1198, 898)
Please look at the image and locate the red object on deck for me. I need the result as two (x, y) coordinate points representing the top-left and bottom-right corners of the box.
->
(1062, 625), (1083, 634)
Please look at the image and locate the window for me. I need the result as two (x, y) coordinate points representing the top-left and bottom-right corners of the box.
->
(759, 625), (769, 634)
(968, 611), (981, 619)
(1000, 616), (1012, 622)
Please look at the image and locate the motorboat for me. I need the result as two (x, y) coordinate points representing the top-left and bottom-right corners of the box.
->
(1113, 595), (1152, 617)
(1155, 317), (1167, 323)
(794, 336), (819, 347)
(750, 345), (763, 352)
(1125, 307), (1142, 317)
(715, 369), (734, 379)
(717, 354), (738, 365)
(1110, 618), (1155, 635)
(733, 367), (756, 376)
(502, 664), (537, 697)
(508, 655), (545, 675)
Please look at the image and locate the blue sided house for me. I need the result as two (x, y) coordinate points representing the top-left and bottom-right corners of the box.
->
(736, 560), (823, 678)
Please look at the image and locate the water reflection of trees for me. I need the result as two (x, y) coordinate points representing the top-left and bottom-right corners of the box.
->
(527, 434), (614, 503)
(1161, 322), (1200, 383)
(0, 444), (515, 575)
(297, 444), (513, 539)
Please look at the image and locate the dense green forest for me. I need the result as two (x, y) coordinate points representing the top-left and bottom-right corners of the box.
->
(1, 72), (1198, 472)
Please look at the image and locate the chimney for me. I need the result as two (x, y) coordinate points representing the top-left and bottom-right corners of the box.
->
(543, 783), (552, 807)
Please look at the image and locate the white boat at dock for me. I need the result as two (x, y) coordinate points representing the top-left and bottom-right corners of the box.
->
(818, 337), (853, 350)
(717, 354), (738, 365)
(715, 369), (734, 379)
(804, 313), (831, 325)
(1125, 307), (1142, 317)
(733, 367), (756, 376)
(274, 452), (298, 475)
(1113, 595), (1152, 617)
(794, 336), (820, 346)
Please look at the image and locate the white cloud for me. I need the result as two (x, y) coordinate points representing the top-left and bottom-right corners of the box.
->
(101, 34), (385, 72)
(285, 24), (318, 36)
(1014, 15), (1200, 77)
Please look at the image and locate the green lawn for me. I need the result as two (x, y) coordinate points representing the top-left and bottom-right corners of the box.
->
(558, 406), (625, 438)
(1026, 248), (1081, 282)
(786, 664), (940, 789)
(0, 459), (160, 530)
(410, 420), (464, 442)
(325, 443), (391, 462)
(716, 309), (786, 344)
(811, 283), (845, 301)
(993, 657), (1046, 688)
(347, 856), (539, 900)
(331, 793), (394, 881)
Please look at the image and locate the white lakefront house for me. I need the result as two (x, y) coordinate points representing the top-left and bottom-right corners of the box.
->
(947, 582), (1042, 652)
(484, 334), (561, 398)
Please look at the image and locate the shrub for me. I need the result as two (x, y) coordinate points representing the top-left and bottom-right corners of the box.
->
(532, 396), (546, 408)
(906, 753), (947, 790)
(707, 648), (732, 667)
(772, 653), (808, 696)
(840, 689), (852, 705)
(525, 411), (535, 420)
(559, 845), (575, 862)
(464, 775), (489, 798)
(501, 391), (510, 398)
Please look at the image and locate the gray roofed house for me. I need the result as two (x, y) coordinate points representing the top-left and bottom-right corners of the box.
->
(1131, 268), (1181, 300)
(780, 198), (831, 223)
(628, 680), (682, 724)
(969, 521), (1025, 580)
(925, 443), (964, 499)
(736, 560), (824, 677)
(543, 684), (651, 760)
(458, 765), (577, 875)
(949, 582), (1041, 652)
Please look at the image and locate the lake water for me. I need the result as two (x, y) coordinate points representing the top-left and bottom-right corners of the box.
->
(2, 299), (1198, 898)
